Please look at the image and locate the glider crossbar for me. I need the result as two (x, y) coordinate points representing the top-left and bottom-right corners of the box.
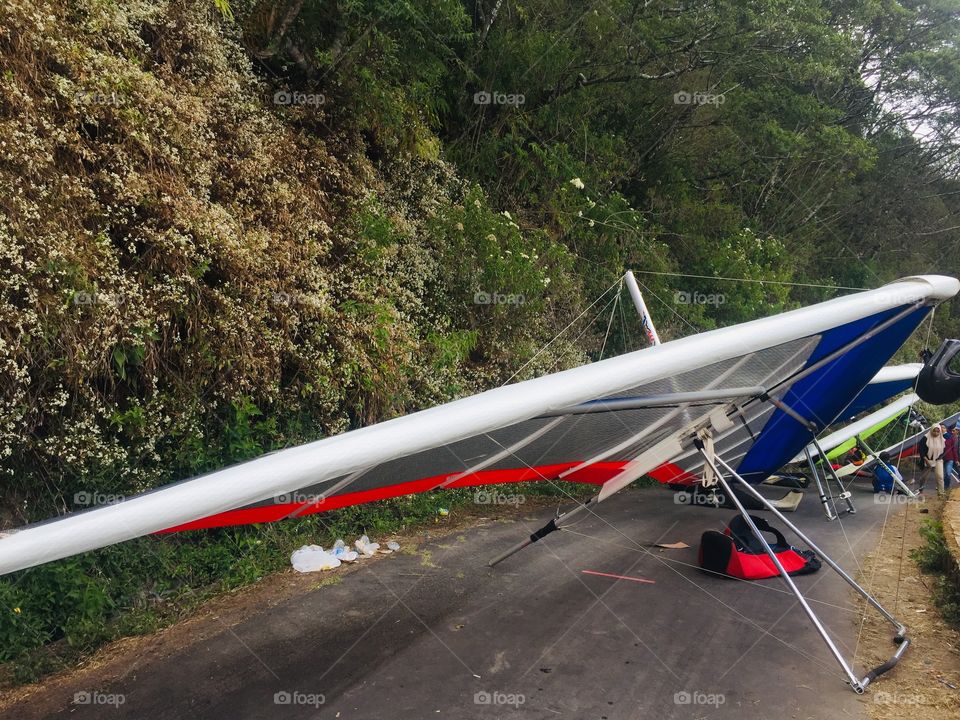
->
(540, 386), (766, 417)
(487, 499), (593, 567)
(698, 443), (909, 694)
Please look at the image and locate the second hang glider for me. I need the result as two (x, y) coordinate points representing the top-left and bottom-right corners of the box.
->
(784, 391), (922, 517)
(2, 274), (960, 695)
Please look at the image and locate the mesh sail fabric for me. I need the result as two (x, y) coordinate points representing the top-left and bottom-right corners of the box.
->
(170, 358), (927, 531)
(171, 337), (819, 530)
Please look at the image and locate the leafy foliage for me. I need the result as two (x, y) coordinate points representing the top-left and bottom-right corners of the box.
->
(3, 0), (960, 687)
(911, 519), (960, 627)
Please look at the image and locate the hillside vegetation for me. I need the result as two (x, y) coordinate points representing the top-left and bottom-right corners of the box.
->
(1, 0), (959, 684)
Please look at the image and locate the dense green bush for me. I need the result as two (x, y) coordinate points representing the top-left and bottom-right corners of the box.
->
(0, 0), (592, 683)
(911, 519), (960, 627)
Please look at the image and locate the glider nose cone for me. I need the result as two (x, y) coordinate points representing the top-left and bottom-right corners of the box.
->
(887, 275), (960, 301)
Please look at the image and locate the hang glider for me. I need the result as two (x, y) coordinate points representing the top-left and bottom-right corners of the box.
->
(836, 364), (921, 420)
(787, 393), (921, 507)
(1, 275), (957, 577)
(818, 407), (960, 498)
(761, 363), (921, 493)
(791, 393), (919, 466)
(2, 275), (958, 696)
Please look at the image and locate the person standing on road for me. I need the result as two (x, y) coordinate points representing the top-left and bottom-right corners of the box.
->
(943, 425), (957, 493)
(917, 424), (946, 496)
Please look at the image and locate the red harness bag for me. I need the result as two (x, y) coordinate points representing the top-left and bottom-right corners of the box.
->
(698, 514), (821, 580)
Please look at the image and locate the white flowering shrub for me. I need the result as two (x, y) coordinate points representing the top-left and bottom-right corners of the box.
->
(0, 0), (600, 679)
(0, 0), (591, 523)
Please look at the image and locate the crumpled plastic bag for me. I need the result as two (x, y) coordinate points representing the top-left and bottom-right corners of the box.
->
(332, 538), (359, 562)
(355, 534), (380, 557)
(290, 545), (341, 573)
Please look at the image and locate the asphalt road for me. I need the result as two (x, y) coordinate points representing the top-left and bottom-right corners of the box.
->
(7, 482), (903, 720)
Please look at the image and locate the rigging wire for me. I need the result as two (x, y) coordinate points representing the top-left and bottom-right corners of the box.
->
(551, 285), (624, 522)
(541, 283), (623, 377)
(894, 307), (939, 613)
(558, 527), (865, 617)
(851, 306), (938, 665)
(500, 275), (623, 386)
(472, 433), (845, 676)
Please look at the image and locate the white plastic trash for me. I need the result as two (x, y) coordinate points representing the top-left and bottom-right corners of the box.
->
(290, 545), (341, 573)
(355, 534), (380, 556)
(379, 540), (399, 554)
(331, 539), (358, 562)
